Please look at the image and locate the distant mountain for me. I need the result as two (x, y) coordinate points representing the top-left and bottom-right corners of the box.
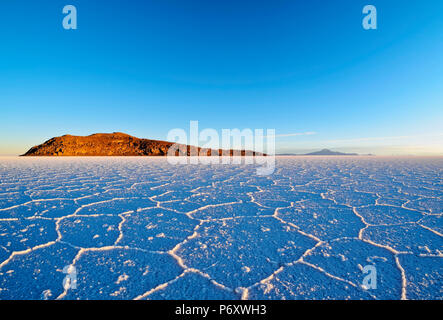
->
(277, 149), (360, 156)
(22, 132), (263, 157)
(304, 149), (359, 156)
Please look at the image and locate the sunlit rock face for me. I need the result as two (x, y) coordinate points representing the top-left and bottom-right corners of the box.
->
(22, 132), (176, 156)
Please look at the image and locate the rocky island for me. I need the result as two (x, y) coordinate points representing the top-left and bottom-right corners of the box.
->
(22, 132), (263, 157)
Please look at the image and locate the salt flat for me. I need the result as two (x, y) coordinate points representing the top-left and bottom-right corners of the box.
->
(0, 157), (441, 300)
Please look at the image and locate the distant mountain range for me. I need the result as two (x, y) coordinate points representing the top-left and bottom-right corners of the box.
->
(278, 149), (366, 156)
(22, 132), (264, 157)
(305, 149), (359, 156)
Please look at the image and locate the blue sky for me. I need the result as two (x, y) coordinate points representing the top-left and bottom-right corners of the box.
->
(1, 0), (442, 155)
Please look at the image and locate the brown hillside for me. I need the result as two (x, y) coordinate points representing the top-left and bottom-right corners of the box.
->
(22, 132), (264, 156)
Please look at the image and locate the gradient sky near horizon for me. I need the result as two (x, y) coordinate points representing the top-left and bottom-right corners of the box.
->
(1, 0), (442, 155)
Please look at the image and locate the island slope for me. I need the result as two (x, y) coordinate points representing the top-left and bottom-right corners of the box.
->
(22, 132), (263, 156)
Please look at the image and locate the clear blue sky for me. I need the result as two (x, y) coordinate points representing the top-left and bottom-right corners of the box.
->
(1, 0), (442, 155)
